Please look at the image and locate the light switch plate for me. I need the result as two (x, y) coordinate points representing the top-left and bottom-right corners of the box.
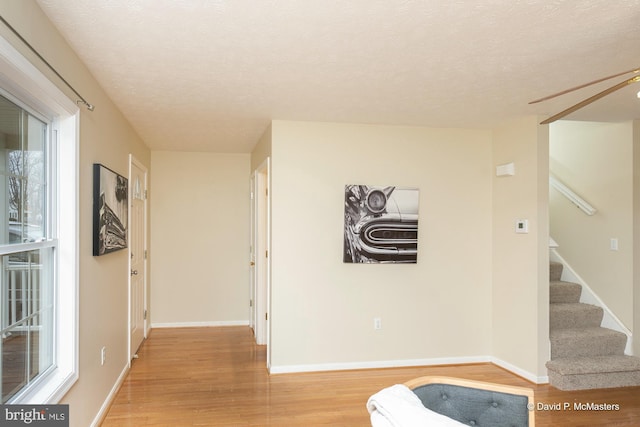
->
(610, 238), (619, 251)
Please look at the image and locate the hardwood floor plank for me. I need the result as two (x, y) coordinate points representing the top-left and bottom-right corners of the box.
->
(101, 326), (640, 426)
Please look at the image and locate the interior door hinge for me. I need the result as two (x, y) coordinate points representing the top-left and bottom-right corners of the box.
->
(144, 250), (148, 260)
(265, 312), (268, 321)
(144, 310), (147, 320)
(144, 190), (148, 199)
(250, 299), (253, 307)
(265, 250), (268, 258)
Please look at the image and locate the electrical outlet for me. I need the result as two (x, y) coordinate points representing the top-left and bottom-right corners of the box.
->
(101, 347), (107, 366)
(374, 317), (382, 330)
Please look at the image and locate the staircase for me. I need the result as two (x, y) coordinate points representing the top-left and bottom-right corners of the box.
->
(546, 261), (640, 390)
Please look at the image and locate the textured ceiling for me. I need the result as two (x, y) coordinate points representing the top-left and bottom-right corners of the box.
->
(35, 0), (640, 153)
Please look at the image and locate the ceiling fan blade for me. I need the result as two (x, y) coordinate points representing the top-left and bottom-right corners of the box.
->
(529, 66), (640, 104)
(540, 75), (640, 125)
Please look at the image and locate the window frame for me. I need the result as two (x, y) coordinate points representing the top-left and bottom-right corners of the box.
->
(0, 34), (79, 404)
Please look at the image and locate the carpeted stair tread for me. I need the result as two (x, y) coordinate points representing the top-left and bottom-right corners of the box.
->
(547, 261), (637, 390)
(546, 355), (640, 375)
(549, 261), (563, 281)
(549, 303), (603, 330)
(550, 280), (582, 303)
(546, 356), (640, 390)
(550, 327), (627, 358)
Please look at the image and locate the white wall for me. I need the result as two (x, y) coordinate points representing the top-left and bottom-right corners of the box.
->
(150, 151), (250, 326)
(550, 121), (634, 329)
(492, 116), (549, 380)
(251, 124), (272, 171)
(269, 120), (494, 370)
(0, 3), (151, 426)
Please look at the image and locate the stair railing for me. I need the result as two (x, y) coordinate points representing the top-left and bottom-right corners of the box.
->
(549, 175), (596, 216)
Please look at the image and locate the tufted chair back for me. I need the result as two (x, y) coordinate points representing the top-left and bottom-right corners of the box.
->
(405, 376), (535, 427)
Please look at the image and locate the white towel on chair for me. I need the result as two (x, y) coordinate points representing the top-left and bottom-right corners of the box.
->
(366, 384), (466, 427)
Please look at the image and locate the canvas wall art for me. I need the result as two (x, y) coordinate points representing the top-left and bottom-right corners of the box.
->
(343, 185), (419, 264)
(93, 163), (128, 256)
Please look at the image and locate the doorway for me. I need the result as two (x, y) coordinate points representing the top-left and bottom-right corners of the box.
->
(251, 158), (270, 364)
(129, 155), (148, 361)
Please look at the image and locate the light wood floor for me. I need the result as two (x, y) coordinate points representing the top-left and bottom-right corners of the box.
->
(101, 326), (640, 426)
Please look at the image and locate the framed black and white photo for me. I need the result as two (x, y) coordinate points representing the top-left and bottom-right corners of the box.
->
(93, 163), (128, 256)
(343, 184), (419, 264)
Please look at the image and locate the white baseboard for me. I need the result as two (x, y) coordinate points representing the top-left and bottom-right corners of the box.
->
(270, 355), (547, 385)
(90, 363), (130, 427)
(151, 320), (249, 328)
(490, 356), (548, 384)
(270, 356), (491, 375)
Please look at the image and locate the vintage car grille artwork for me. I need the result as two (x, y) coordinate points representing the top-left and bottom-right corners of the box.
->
(93, 164), (129, 256)
(343, 185), (419, 263)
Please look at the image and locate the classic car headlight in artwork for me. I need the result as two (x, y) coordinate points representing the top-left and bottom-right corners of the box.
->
(365, 188), (387, 213)
(343, 184), (419, 264)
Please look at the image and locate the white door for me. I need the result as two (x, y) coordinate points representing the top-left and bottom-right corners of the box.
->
(129, 155), (147, 360)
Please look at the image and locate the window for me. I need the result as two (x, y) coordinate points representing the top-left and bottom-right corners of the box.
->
(0, 35), (78, 403)
(0, 94), (54, 402)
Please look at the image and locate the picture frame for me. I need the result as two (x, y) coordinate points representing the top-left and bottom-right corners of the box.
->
(343, 184), (419, 264)
(93, 163), (128, 256)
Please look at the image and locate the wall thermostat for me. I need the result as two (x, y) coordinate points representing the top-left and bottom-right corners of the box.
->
(515, 219), (529, 234)
(496, 162), (515, 176)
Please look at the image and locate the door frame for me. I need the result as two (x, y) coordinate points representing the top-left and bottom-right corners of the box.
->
(249, 173), (256, 332)
(128, 154), (149, 363)
(251, 157), (271, 365)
